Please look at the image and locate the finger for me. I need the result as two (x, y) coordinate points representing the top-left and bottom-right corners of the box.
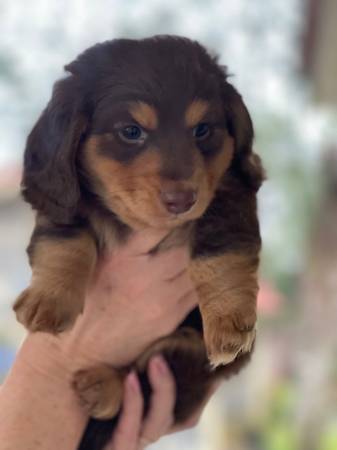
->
(169, 379), (222, 433)
(149, 247), (191, 280)
(98, 246), (190, 288)
(139, 356), (176, 448)
(163, 267), (194, 295)
(162, 291), (198, 334)
(124, 228), (170, 256)
(127, 248), (190, 285)
(155, 281), (197, 328)
(95, 234), (190, 289)
(106, 372), (143, 450)
(87, 253), (111, 289)
(162, 289), (199, 334)
(177, 289), (199, 317)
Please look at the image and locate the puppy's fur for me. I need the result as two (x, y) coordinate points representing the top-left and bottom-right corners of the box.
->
(14, 36), (264, 450)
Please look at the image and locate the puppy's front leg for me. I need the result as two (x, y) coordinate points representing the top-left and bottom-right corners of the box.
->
(190, 251), (259, 367)
(14, 220), (97, 333)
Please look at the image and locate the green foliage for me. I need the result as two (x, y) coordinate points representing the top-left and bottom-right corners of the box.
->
(319, 422), (337, 450)
(260, 382), (299, 450)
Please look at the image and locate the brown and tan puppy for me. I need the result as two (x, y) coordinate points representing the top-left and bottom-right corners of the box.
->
(14, 36), (265, 450)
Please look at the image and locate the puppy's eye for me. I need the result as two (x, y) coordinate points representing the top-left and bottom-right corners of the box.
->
(118, 125), (147, 143)
(193, 123), (211, 140)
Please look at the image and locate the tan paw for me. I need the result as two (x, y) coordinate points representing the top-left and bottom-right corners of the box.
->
(73, 366), (124, 419)
(204, 312), (256, 368)
(13, 286), (83, 333)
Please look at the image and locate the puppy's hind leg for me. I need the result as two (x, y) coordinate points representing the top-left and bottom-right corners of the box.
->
(73, 329), (215, 424)
(73, 366), (125, 420)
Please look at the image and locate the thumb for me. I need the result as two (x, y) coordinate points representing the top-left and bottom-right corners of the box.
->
(124, 228), (170, 256)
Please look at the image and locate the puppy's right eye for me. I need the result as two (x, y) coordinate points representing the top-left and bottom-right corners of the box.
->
(193, 123), (211, 140)
(118, 125), (147, 143)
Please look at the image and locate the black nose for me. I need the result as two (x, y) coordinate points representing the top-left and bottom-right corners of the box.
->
(161, 189), (197, 214)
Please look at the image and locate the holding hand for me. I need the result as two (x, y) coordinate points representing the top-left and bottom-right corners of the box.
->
(106, 356), (221, 450)
(0, 229), (220, 450)
(65, 228), (198, 369)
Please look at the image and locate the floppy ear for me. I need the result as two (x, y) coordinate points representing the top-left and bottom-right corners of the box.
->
(21, 77), (88, 224)
(223, 82), (265, 191)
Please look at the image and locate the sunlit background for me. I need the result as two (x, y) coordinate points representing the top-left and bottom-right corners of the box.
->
(0, 1), (336, 449)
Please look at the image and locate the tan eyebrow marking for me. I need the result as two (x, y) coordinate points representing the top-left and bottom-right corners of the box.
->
(185, 99), (210, 128)
(128, 102), (158, 130)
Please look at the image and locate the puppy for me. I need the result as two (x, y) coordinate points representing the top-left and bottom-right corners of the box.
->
(14, 36), (264, 449)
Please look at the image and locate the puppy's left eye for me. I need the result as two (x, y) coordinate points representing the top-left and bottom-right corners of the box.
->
(118, 125), (147, 143)
(193, 123), (211, 140)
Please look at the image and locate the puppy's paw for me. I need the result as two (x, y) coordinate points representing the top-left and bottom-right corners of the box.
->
(204, 312), (256, 368)
(73, 366), (124, 420)
(13, 286), (83, 333)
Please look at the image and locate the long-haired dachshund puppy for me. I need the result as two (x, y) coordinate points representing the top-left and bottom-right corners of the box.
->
(14, 36), (265, 450)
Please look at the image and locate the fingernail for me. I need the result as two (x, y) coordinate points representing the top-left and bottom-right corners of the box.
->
(126, 371), (140, 392)
(152, 355), (169, 376)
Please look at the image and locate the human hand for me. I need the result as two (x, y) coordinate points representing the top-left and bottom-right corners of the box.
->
(64, 228), (198, 370)
(105, 355), (221, 450)
(6, 229), (202, 450)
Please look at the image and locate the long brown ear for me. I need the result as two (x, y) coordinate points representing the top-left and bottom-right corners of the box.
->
(223, 83), (265, 191)
(22, 76), (88, 224)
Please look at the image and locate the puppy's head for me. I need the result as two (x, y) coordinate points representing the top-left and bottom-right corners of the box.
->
(22, 36), (264, 228)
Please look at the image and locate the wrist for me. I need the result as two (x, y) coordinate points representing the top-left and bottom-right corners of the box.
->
(0, 333), (88, 450)
(18, 332), (76, 383)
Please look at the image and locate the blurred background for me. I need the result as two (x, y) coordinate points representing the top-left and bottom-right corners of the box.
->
(0, 0), (336, 449)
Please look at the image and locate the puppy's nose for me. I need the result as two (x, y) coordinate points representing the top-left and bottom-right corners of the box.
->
(161, 189), (197, 214)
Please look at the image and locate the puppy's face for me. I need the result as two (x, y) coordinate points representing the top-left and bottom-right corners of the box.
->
(23, 37), (262, 226)
(80, 40), (236, 229)
(83, 98), (233, 229)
